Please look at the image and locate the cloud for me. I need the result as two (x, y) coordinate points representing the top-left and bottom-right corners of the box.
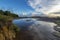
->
(28, 0), (60, 15)
(47, 4), (60, 13)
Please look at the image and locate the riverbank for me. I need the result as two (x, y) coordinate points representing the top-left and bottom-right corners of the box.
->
(0, 10), (20, 40)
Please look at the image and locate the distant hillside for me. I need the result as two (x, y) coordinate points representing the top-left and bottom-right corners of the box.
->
(47, 12), (60, 17)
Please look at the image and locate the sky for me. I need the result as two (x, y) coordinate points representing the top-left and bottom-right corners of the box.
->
(0, 0), (34, 16)
(0, 0), (60, 16)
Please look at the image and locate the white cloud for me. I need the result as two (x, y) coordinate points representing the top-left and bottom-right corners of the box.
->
(28, 0), (60, 15)
(22, 12), (27, 16)
(47, 4), (60, 13)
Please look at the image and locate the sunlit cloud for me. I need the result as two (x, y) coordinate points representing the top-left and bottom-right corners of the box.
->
(28, 0), (60, 15)
(47, 4), (60, 14)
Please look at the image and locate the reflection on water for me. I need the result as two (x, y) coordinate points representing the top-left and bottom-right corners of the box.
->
(13, 18), (36, 30)
(13, 18), (60, 40)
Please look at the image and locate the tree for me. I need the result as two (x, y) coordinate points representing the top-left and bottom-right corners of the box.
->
(0, 10), (4, 15)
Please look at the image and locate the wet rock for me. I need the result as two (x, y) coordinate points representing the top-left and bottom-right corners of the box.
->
(54, 26), (60, 32)
(52, 32), (60, 38)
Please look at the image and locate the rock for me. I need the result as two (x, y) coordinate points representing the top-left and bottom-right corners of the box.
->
(52, 31), (60, 38)
(54, 26), (60, 32)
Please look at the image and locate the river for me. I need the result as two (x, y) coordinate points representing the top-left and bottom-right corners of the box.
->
(13, 18), (60, 40)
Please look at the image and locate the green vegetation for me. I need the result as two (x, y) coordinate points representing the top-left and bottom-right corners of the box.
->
(0, 10), (19, 18)
(54, 17), (60, 26)
(0, 10), (20, 40)
(55, 21), (60, 26)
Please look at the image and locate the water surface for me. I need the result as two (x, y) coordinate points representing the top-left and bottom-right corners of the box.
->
(13, 18), (60, 40)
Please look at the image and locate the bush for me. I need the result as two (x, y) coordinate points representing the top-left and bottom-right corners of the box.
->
(0, 10), (19, 18)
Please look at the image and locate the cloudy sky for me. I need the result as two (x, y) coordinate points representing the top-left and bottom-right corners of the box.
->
(0, 0), (60, 16)
(0, 0), (34, 15)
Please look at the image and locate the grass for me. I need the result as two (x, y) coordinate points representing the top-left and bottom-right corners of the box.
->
(0, 10), (20, 40)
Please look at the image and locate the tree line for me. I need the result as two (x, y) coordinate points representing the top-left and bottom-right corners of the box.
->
(0, 10), (19, 18)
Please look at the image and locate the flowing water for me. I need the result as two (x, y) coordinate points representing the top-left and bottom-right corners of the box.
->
(13, 18), (60, 40)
